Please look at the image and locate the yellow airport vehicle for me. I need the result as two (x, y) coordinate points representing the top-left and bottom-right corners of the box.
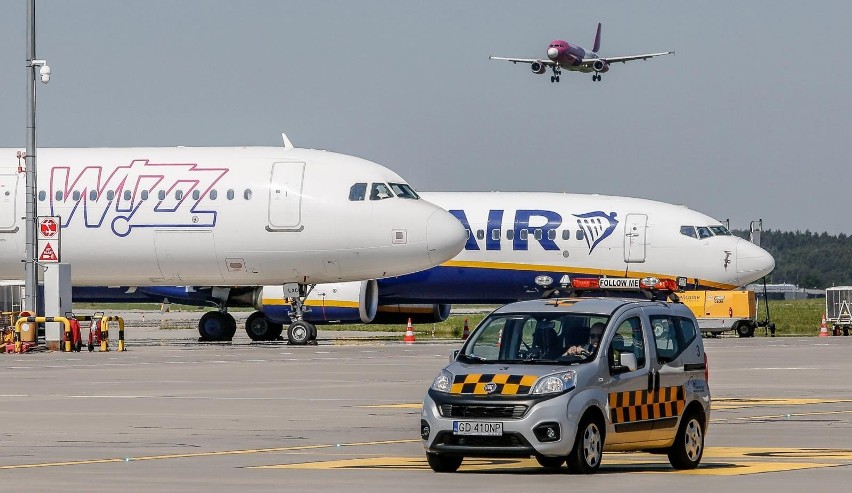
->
(679, 290), (763, 337)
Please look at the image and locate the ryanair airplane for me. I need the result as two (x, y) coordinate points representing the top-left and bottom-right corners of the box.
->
(75, 191), (775, 342)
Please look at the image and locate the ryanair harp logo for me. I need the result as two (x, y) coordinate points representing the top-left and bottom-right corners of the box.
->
(574, 211), (618, 254)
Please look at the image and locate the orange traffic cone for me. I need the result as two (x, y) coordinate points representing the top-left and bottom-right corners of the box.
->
(403, 318), (416, 344)
(819, 314), (829, 337)
(461, 319), (470, 340)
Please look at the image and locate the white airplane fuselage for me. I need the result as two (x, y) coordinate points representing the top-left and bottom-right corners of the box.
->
(0, 147), (466, 286)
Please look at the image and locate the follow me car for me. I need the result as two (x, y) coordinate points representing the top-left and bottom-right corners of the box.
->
(421, 280), (710, 473)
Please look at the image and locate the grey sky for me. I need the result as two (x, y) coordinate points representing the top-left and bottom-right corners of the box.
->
(2, 1), (850, 234)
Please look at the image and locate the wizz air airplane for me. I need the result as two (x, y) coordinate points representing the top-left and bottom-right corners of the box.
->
(77, 192), (775, 341)
(490, 23), (673, 82)
(0, 144), (467, 343)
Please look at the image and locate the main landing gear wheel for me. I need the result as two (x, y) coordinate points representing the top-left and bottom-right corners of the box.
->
(245, 311), (284, 341)
(198, 311), (237, 341)
(287, 320), (315, 345)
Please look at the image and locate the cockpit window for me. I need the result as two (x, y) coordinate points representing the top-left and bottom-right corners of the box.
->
(349, 183), (367, 201)
(710, 226), (731, 236)
(696, 226), (713, 239)
(459, 312), (610, 364)
(680, 226), (697, 238)
(369, 183), (394, 200)
(388, 182), (420, 199)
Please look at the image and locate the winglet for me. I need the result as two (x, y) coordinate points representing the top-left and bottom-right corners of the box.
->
(281, 132), (294, 148)
(592, 22), (602, 53)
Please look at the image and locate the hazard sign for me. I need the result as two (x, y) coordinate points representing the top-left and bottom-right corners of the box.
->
(37, 216), (61, 241)
(37, 240), (60, 263)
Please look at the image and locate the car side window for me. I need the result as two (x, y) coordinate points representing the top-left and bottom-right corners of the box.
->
(650, 315), (681, 363)
(610, 316), (645, 368)
(677, 316), (697, 346)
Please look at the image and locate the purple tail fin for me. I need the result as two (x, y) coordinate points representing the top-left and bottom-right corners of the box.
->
(592, 23), (602, 53)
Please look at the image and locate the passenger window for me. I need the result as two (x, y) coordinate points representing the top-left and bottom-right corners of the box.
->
(55, 191), (63, 201)
(72, 191), (81, 201)
(209, 190), (217, 200)
(576, 229), (585, 240)
(227, 189), (235, 200)
(192, 190), (200, 200)
(519, 229), (528, 240)
(696, 227), (713, 239)
(89, 190), (97, 201)
(562, 230), (571, 240)
(548, 229), (556, 241)
(476, 229), (485, 240)
(106, 190), (115, 201)
(610, 317), (646, 369)
(534, 229), (543, 241)
(176, 190), (184, 200)
(506, 229), (514, 240)
(491, 229), (501, 241)
(680, 226), (698, 238)
(158, 190), (166, 200)
(124, 190), (132, 201)
(244, 189), (252, 200)
(650, 315), (681, 363)
(369, 183), (394, 200)
(38, 191), (46, 201)
(349, 183), (367, 201)
(141, 190), (149, 200)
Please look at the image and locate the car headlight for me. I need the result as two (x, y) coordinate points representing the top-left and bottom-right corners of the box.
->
(531, 371), (576, 395)
(430, 370), (453, 393)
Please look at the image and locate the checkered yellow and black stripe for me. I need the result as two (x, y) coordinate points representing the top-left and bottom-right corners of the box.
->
(608, 385), (685, 423)
(450, 374), (538, 395)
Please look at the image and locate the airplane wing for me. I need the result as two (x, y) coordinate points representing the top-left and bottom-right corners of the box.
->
(584, 51), (674, 65)
(489, 56), (557, 66)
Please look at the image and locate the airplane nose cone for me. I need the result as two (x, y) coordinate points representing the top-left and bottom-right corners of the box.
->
(736, 239), (775, 285)
(426, 210), (467, 265)
(547, 47), (559, 60)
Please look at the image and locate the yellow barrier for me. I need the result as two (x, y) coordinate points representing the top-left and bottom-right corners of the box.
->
(13, 316), (71, 353)
(99, 316), (126, 352)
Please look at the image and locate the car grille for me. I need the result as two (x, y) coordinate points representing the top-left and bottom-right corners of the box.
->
(439, 404), (528, 419)
(437, 433), (527, 448)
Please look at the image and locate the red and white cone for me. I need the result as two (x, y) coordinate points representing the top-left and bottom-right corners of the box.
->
(461, 319), (470, 340)
(403, 318), (416, 344)
(819, 314), (829, 337)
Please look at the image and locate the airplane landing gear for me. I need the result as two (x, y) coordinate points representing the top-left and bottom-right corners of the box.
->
(593, 73), (602, 82)
(245, 311), (284, 341)
(286, 284), (318, 345)
(550, 66), (561, 83)
(198, 310), (237, 341)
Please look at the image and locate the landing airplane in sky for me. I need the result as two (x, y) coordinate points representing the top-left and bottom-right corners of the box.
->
(490, 23), (673, 82)
(0, 144), (467, 343)
(77, 192), (775, 341)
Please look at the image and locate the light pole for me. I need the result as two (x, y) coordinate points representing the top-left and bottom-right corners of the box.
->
(24, 0), (50, 312)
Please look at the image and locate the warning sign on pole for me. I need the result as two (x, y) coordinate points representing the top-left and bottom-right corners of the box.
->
(37, 216), (61, 263)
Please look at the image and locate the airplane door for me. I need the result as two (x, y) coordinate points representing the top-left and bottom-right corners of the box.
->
(268, 162), (305, 230)
(0, 174), (18, 232)
(624, 213), (647, 263)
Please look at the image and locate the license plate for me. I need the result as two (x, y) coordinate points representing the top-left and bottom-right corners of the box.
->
(452, 421), (503, 436)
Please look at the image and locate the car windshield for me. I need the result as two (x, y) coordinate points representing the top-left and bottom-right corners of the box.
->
(460, 312), (610, 364)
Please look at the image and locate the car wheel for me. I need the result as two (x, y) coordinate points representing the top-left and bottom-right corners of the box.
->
(535, 454), (565, 469)
(567, 415), (604, 474)
(667, 412), (704, 469)
(426, 452), (462, 473)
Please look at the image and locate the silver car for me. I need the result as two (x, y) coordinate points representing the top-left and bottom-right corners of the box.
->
(421, 297), (710, 473)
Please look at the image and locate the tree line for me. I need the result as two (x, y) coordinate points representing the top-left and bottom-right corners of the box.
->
(732, 229), (852, 289)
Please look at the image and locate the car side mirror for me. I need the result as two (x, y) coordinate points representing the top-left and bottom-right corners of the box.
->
(610, 351), (637, 374)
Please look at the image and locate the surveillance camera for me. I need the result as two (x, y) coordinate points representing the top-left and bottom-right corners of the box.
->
(39, 65), (50, 84)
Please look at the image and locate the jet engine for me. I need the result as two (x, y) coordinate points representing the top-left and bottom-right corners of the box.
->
(530, 62), (547, 75)
(371, 304), (452, 324)
(592, 60), (610, 73)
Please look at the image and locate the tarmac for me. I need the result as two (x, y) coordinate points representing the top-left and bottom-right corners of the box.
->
(1, 317), (851, 492)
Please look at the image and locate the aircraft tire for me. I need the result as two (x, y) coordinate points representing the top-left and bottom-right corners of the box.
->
(288, 321), (313, 345)
(245, 311), (284, 341)
(198, 311), (237, 341)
